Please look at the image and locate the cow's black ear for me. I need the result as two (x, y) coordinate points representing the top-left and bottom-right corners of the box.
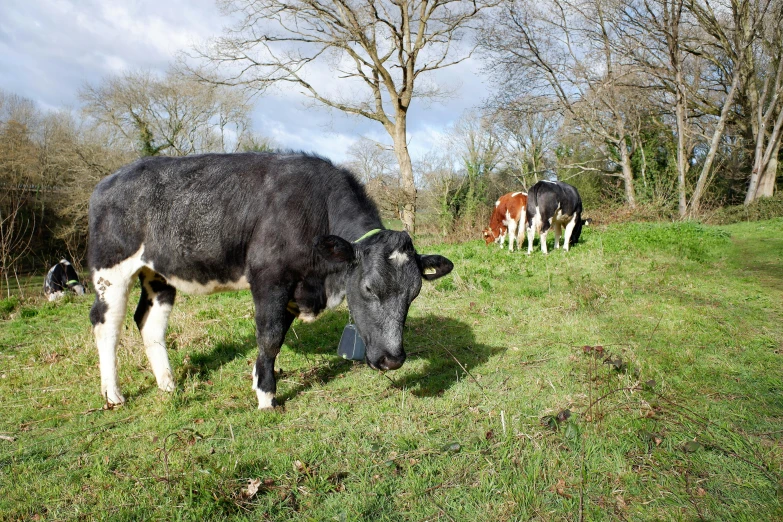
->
(417, 255), (454, 281)
(314, 235), (356, 264)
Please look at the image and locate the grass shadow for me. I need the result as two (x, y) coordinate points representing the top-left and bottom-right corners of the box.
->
(185, 334), (257, 380)
(178, 310), (503, 404)
(282, 310), (504, 401)
(395, 315), (505, 397)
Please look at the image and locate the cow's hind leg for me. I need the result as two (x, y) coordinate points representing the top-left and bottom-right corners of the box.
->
(553, 220), (562, 250)
(527, 218), (536, 255)
(562, 214), (578, 252)
(134, 269), (176, 393)
(250, 281), (295, 410)
(91, 266), (138, 405)
(517, 217), (526, 250)
(507, 219), (518, 252)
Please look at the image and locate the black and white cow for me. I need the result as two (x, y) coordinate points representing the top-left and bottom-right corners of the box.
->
(525, 180), (587, 254)
(88, 152), (453, 409)
(44, 259), (86, 301)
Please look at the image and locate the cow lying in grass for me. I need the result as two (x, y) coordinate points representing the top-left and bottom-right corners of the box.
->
(526, 180), (589, 254)
(482, 192), (527, 252)
(88, 152), (453, 410)
(44, 259), (86, 301)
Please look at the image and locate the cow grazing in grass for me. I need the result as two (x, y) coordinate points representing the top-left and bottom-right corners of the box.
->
(526, 180), (588, 254)
(482, 192), (527, 252)
(44, 259), (86, 301)
(88, 152), (453, 410)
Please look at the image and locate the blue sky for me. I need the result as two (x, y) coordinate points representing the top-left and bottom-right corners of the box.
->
(0, 0), (488, 163)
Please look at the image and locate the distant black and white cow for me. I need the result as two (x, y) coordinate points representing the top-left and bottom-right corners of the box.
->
(88, 152), (453, 410)
(526, 180), (587, 254)
(44, 259), (86, 301)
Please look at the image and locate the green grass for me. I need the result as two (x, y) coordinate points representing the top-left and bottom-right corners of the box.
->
(1, 219), (782, 521)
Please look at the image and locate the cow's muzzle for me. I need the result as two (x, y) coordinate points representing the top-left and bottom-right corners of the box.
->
(368, 354), (406, 371)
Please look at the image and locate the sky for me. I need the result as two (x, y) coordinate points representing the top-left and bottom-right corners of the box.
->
(0, 0), (489, 164)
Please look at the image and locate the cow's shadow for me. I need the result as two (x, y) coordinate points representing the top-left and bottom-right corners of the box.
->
(278, 311), (503, 403)
(186, 310), (503, 405)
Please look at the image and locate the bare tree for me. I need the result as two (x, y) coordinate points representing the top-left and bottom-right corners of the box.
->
(189, 0), (498, 234)
(417, 150), (461, 235)
(622, 0), (698, 215)
(80, 69), (254, 157)
(481, 0), (643, 208)
(490, 97), (560, 188)
(40, 113), (131, 268)
(743, 0), (783, 203)
(0, 92), (40, 295)
(344, 137), (403, 219)
(683, 0), (770, 215)
(448, 111), (503, 220)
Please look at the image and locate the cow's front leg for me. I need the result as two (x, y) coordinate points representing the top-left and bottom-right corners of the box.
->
(251, 284), (295, 410)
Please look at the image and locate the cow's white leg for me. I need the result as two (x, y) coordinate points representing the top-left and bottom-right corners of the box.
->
(90, 247), (146, 405)
(540, 229), (549, 254)
(527, 210), (540, 255)
(527, 224), (535, 254)
(507, 219), (518, 252)
(517, 217), (526, 249)
(498, 230), (507, 249)
(134, 269), (176, 393)
(91, 274), (133, 405)
(563, 215), (578, 252)
(252, 364), (275, 410)
(553, 221), (562, 250)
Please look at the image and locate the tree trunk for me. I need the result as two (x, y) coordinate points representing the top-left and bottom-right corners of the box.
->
(619, 139), (637, 208)
(675, 74), (689, 217)
(746, 104), (783, 203)
(689, 70), (742, 217)
(756, 140), (780, 198)
(390, 117), (417, 235)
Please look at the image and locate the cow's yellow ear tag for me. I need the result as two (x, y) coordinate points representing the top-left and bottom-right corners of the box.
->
(423, 267), (438, 275)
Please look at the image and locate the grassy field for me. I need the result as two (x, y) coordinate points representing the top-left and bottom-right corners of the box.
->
(1, 219), (782, 521)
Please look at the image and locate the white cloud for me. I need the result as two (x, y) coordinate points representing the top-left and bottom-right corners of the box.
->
(0, 0), (488, 163)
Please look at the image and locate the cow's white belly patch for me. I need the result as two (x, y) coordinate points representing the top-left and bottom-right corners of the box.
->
(163, 274), (250, 295)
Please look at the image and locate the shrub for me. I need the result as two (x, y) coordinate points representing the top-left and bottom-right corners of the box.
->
(705, 193), (783, 225)
(0, 296), (20, 320)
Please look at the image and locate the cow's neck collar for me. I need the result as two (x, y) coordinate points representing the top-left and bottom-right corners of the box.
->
(353, 228), (383, 243)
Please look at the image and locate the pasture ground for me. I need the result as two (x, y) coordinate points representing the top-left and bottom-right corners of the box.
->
(1, 219), (782, 521)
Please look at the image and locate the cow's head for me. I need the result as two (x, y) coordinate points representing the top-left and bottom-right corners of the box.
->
(482, 227), (495, 245)
(570, 217), (592, 246)
(62, 263), (86, 295)
(482, 226), (507, 245)
(314, 231), (453, 371)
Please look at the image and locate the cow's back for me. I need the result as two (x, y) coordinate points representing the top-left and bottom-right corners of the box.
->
(489, 192), (526, 229)
(88, 153), (341, 282)
(527, 181), (581, 220)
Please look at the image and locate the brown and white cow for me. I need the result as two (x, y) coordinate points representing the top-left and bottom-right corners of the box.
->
(482, 192), (528, 252)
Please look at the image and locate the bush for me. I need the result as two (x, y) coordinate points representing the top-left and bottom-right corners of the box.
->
(705, 193), (783, 225)
(0, 296), (20, 320)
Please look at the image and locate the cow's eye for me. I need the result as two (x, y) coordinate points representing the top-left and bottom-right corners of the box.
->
(363, 284), (373, 295)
